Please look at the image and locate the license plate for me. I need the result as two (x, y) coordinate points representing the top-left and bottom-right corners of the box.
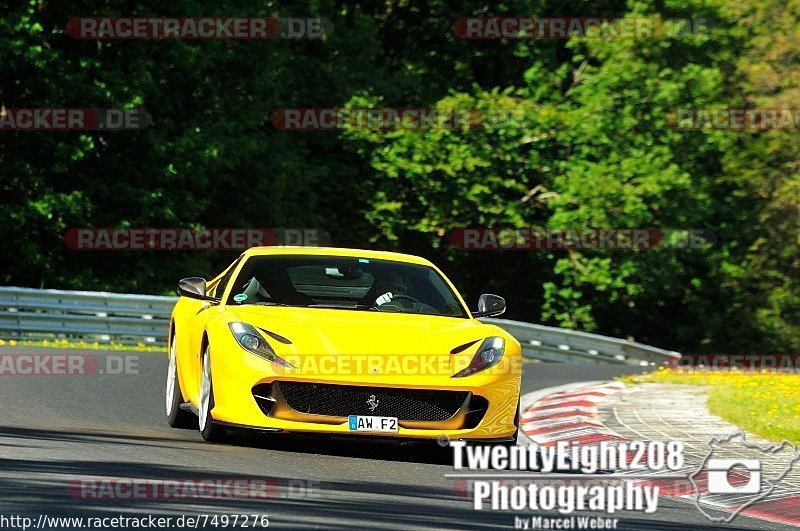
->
(348, 415), (398, 433)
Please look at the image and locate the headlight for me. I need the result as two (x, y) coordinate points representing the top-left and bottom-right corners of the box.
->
(229, 322), (296, 368)
(452, 336), (505, 377)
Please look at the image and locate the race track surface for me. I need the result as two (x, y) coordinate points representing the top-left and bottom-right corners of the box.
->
(0, 347), (790, 530)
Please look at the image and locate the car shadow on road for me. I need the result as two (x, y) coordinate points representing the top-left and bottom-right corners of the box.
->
(222, 427), (455, 465)
(0, 423), (455, 465)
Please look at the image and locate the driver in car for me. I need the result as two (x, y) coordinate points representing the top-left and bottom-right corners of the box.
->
(375, 273), (410, 306)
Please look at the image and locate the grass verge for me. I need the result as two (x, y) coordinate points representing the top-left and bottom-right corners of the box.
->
(620, 368), (800, 445)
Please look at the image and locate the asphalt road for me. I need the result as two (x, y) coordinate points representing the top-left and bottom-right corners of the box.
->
(0, 347), (790, 530)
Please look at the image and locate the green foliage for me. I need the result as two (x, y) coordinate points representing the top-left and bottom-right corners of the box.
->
(342, 0), (799, 351)
(1, 0), (797, 353)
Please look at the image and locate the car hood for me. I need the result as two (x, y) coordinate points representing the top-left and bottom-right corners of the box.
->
(230, 306), (490, 356)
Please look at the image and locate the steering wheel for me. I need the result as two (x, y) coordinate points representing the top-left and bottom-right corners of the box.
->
(388, 294), (422, 306)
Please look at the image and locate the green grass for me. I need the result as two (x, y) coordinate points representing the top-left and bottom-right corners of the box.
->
(620, 369), (800, 445)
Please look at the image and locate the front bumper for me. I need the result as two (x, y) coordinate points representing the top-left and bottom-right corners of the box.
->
(206, 335), (521, 441)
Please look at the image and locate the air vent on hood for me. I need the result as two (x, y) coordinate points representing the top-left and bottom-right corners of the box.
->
(450, 339), (480, 355)
(258, 327), (292, 344)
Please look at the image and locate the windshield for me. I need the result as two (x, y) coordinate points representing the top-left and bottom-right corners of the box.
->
(225, 255), (468, 318)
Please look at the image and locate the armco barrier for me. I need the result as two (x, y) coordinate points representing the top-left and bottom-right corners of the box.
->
(0, 287), (174, 345)
(0, 286), (680, 365)
(482, 318), (680, 366)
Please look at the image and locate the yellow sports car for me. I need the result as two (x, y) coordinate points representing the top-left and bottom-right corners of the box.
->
(166, 247), (521, 445)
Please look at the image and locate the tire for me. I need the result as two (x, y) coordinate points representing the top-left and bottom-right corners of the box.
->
(166, 336), (196, 429)
(198, 344), (227, 443)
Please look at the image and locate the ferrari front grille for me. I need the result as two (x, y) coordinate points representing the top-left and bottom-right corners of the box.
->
(276, 381), (469, 422)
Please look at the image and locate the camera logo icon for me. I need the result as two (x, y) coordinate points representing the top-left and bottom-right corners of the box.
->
(706, 459), (761, 494)
(691, 431), (800, 523)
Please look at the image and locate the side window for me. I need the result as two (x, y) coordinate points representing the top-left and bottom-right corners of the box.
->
(209, 257), (242, 298)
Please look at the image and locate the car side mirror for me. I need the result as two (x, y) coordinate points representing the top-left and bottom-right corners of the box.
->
(177, 277), (220, 303)
(472, 294), (506, 318)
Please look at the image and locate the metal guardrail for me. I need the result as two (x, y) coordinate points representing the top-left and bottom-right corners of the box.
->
(481, 318), (680, 366)
(0, 286), (175, 346)
(0, 286), (680, 365)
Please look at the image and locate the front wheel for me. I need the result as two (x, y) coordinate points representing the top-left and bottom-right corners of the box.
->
(166, 337), (196, 429)
(198, 345), (227, 443)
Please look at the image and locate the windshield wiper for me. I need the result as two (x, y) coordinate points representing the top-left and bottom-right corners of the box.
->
(307, 304), (377, 311)
(252, 301), (291, 307)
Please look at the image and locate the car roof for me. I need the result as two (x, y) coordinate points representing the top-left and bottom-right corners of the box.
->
(242, 246), (434, 266)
